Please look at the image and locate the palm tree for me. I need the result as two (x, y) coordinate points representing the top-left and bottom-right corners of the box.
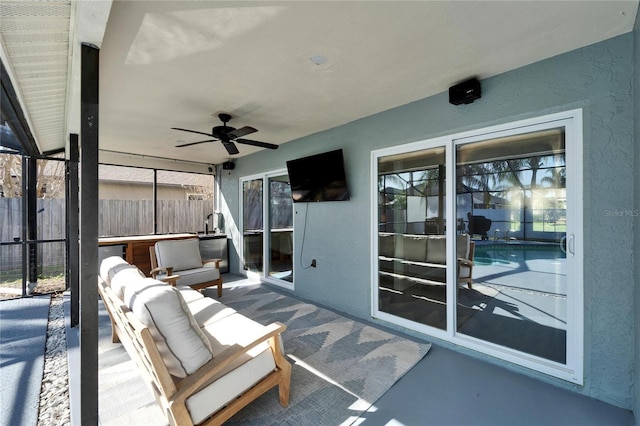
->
(541, 167), (566, 188)
(458, 161), (508, 209)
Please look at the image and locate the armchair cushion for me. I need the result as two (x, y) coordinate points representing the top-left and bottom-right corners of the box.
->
(155, 238), (203, 272)
(124, 279), (213, 378)
(156, 267), (220, 288)
(459, 263), (472, 279)
(456, 234), (470, 259)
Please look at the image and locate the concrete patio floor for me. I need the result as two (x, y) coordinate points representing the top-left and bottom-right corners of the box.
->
(1, 276), (634, 425)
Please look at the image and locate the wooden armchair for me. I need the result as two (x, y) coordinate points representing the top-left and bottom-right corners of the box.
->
(149, 238), (223, 297)
(457, 235), (475, 289)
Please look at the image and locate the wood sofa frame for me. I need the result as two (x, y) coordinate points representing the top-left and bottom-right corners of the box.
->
(98, 279), (291, 425)
(149, 245), (224, 297)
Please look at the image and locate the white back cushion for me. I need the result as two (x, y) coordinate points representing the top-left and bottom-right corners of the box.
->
(110, 267), (146, 301)
(100, 256), (139, 285)
(426, 236), (446, 264)
(403, 235), (428, 262)
(378, 233), (396, 258)
(155, 238), (203, 271)
(125, 279), (213, 378)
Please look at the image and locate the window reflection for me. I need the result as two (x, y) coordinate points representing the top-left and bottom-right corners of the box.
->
(378, 147), (448, 330)
(268, 175), (293, 282)
(243, 179), (263, 273)
(455, 128), (567, 363)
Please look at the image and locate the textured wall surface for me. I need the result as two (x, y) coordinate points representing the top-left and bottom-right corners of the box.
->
(220, 33), (635, 408)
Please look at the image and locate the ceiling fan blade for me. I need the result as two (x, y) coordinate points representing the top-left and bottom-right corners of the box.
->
(228, 126), (257, 139)
(171, 127), (213, 138)
(236, 138), (279, 150)
(175, 139), (216, 147)
(222, 140), (240, 155)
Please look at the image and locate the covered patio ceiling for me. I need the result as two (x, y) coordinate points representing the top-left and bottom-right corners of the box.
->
(1, 0), (638, 166)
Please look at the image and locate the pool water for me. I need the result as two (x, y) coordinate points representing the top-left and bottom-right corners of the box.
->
(473, 242), (565, 266)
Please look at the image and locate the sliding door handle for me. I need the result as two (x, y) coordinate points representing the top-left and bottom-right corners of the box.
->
(567, 234), (575, 256)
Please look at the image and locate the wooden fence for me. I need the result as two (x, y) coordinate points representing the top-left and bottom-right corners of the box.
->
(0, 198), (212, 279)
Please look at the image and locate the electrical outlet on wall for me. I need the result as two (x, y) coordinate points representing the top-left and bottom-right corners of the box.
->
(311, 259), (317, 268)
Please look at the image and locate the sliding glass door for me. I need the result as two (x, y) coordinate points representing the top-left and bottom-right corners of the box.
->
(241, 170), (294, 288)
(372, 110), (583, 383)
(267, 174), (293, 282)
(454, 127), (568, 364)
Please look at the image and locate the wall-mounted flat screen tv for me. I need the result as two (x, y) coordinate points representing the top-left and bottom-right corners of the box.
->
(286, 149), (350, 203)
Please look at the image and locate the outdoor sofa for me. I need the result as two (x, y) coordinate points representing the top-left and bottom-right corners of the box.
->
(378, 233), (475, 288)
(98, 256), (291, 425)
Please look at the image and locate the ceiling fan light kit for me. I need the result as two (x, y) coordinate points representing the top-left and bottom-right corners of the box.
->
(172, 113), (278, 155)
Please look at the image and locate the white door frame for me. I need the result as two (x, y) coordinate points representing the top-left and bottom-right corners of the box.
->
(239, 169), (294, 290)
(371, 109), (584, 384)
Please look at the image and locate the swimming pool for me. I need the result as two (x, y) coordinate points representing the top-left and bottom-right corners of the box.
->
(473, 241), (565, 266)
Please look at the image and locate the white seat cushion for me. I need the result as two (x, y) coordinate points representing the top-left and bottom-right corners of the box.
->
(155, 238), (203, 271)
(187, 297), (236, 327)
(125, 280), (213, 378)
(157, 266), (220, 288)
(186, 313), (276, 424)
(185, 344), (274, 424)
(176, 286), (205, 304)
(201, 313), (272, 353)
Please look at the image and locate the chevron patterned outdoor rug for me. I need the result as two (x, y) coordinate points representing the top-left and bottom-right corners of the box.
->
(220, 285), (431, 425)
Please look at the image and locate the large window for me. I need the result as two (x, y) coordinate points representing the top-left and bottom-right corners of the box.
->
(156, 170), (213, 234)
(99, 165), (153, 236)
(372, 110), (583, 383)
(98, 165), (213, 237)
